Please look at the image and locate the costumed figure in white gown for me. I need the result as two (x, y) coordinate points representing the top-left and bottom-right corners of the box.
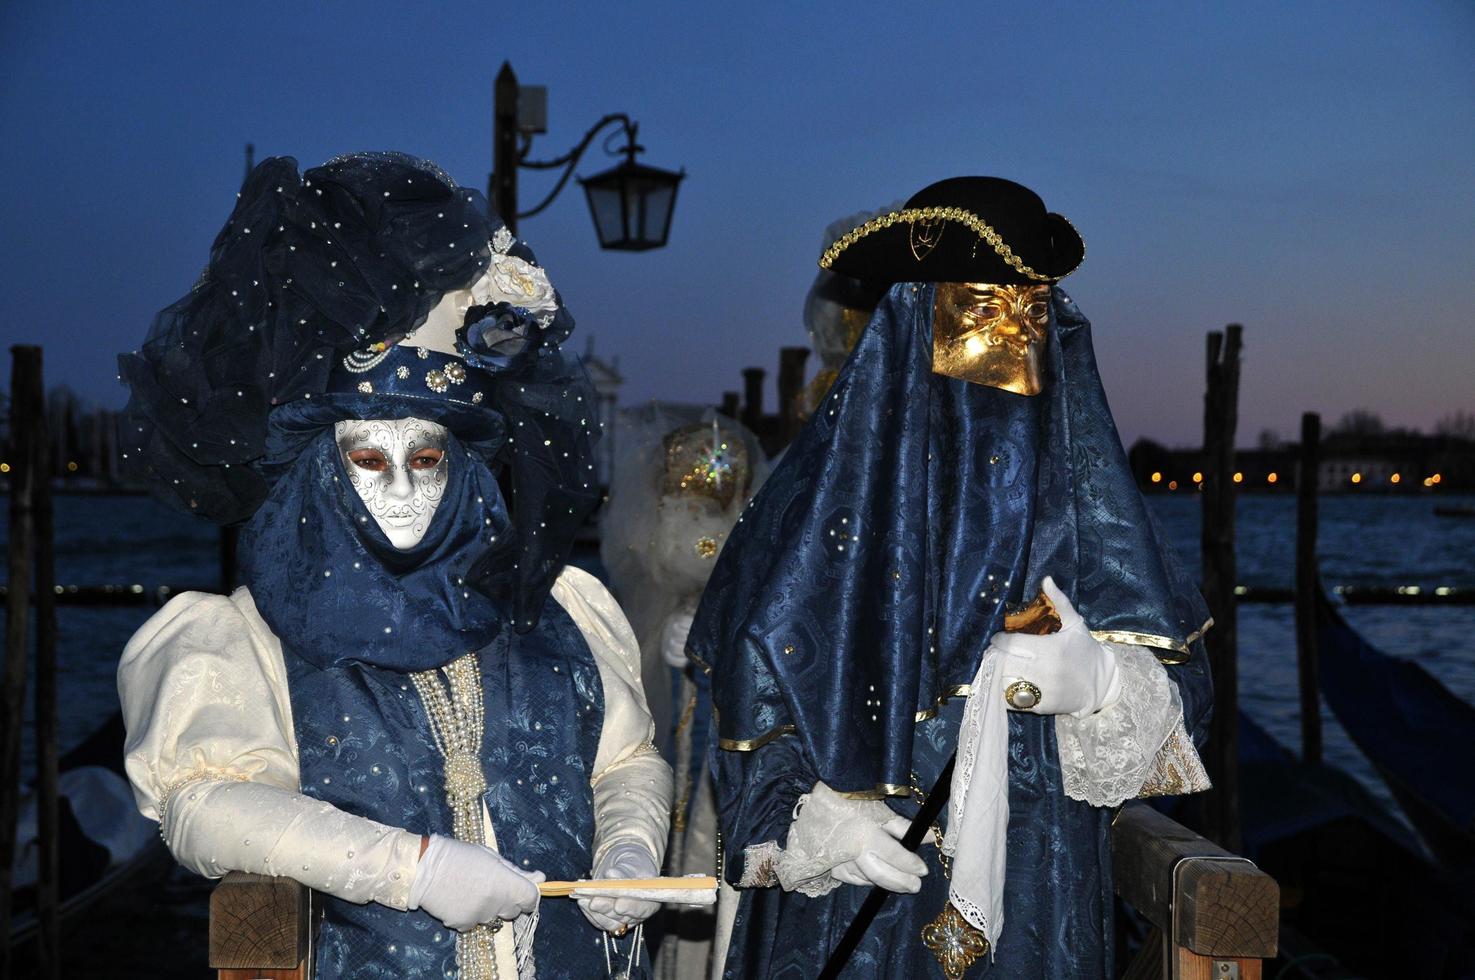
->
(799, 208), (891, 421)
(116, 152), (675, 979)
(600, 406), (766, 979)
(689, 177), (1214, 978)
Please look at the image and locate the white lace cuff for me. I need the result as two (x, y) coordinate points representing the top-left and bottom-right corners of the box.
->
(1137, 718), (1212, 798)
(772, 847), (845, 898)
(770, 784), (897, 898)
(1055, 643), (1209, 807)
(736, 841), (782, 889)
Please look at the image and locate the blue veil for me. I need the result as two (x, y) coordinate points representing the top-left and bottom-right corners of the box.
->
(239, 395), (513, 673)
(119, 153), (601, 649)
(687, 283), (1209, 795)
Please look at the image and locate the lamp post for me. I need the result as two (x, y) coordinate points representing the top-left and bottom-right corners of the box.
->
(491, 62), (684, 249)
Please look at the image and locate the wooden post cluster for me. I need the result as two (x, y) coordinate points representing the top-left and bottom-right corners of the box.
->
(1, 345), (59, 980)
(1199, 325), (1244, 853)
(1295, 412), (1323, 765)
(1114, 802), (1279, 979)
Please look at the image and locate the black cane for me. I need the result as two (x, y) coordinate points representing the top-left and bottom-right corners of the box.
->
(815, 754), (956, 980)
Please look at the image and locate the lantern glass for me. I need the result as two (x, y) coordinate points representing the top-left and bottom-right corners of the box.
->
(580, 160), (684, 251)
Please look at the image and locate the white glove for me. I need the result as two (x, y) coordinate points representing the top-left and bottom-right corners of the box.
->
(578, 842), (662, 933)
(408, 835), (544, 932)
(660, 611), (694, 668)
(990, 576), (1122, 719)
(777, 782), (928, 894)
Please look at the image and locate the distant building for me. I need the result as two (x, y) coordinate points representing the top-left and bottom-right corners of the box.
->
(717, 347), (811, 459)
(1128, 432), (1474, 493)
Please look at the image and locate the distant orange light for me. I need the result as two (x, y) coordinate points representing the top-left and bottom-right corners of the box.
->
(1151, 471), (1162, 484)
(1232, 472), (1244, 484)
(1351, 473), (1362, 484)
(1432, 473), (1443, 485)
(1424, 478), (1434, 487)
(0, 462), (9, 474)
(1168, 480), (1178, 490)
(1390, 473), (1401, 484)
(1267, 472), (1278, 484)
(1192, 471), (1203, 483)
(66, 461), (78, 473)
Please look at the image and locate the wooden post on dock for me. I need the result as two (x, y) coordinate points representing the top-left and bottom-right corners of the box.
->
(1199, 325), (1243, 852)
(32, 349), (59, 980)
(1, 345), (54, 979)
(1295, 412), (1322, 766)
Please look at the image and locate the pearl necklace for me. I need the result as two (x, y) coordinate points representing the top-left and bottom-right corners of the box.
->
(412, 653), (499, 980)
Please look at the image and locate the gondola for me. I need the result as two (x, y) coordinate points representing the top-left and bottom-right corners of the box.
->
(7, 711), (170, 951)
(1314, 584), (1475, 867)
(1227, 709), (1475, 977)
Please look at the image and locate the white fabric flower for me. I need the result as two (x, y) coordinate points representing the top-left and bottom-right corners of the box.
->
(471, 253), (559, 312)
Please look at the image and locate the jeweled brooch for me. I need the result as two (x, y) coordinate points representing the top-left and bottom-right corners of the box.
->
(921, 902), (989, 979)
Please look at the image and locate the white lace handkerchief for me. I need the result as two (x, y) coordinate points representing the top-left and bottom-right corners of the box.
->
(942, 642), (1009, 953)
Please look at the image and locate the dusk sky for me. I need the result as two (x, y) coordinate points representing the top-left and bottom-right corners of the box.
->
(2, 1), (1471, 448)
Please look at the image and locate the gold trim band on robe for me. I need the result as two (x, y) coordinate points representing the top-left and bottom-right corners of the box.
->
(709, 619), (1212, 757)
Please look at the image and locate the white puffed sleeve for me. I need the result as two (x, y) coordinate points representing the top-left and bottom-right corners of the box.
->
(551, 567), (674, 867)
(118, 589), (422, 908)
(1054, 642), (1211, 807)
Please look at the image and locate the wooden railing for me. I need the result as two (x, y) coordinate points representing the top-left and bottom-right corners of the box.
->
(208, 801), (1278, 979)
(209, 873), (314, 980)
(1113, 802), (1279, 979)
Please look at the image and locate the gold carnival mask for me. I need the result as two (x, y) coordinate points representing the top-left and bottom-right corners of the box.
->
(931, 282), (1050, 395)
(662, 420), (752, 511)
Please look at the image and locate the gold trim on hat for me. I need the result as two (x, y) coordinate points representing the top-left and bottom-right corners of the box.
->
(819, 206), (1066, 282)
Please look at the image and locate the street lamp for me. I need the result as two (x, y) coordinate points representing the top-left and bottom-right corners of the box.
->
(491, 62), (684, 249)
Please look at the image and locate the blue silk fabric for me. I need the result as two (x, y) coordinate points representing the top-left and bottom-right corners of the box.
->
(243, 400), (649, 976)
(714, 701), (1125, 978)
(240, 415), (511, 673)
(689, 284), (1213, 978)
(688, 283), (1209, 795)
(285, 601), (615, 979)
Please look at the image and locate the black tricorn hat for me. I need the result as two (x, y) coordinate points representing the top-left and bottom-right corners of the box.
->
(819, 176), (1084, 285)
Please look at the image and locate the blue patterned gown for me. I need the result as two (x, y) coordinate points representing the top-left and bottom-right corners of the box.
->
(689, 285), (1213, 979)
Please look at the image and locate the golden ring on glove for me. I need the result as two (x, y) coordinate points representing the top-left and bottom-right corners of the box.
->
(1004, 680), (1041, 710)
(615, 925), (628, 937)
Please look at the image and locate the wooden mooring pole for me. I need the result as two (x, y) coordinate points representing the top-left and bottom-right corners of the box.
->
(2, 345), (58, 979)
(1199, 325), (1243, 853)
(32, 349), (59, 980)
(1295, 412), (1323, 765)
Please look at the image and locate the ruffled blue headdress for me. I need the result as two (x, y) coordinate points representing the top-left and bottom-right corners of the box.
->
(687, 283), (1210, 795)
(119, 152), (600, 667)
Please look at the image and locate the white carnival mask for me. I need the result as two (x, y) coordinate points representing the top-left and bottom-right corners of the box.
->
(334, 417), (450, 549)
